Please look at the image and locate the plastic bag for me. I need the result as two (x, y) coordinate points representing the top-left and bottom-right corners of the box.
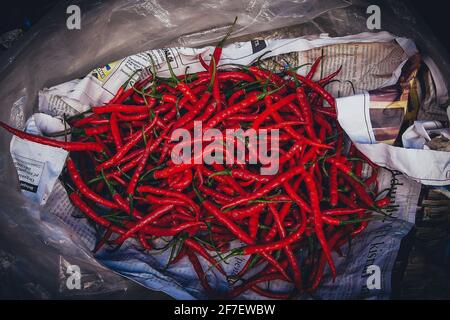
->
(0, 0), (448, 298)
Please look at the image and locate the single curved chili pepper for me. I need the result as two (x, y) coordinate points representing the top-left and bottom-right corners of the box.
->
(0, 121), (103, 152)
(318, 65), (342, 86)
(329, 164), (339, 206)
(323, 208), (366, 216)
(351, 220), (369, 237)
(309, 228), (347, 290)
(184, 238), (226, 276)
(116, 113), (150, 122)
(296, 87), (317, 140)
(110, 113), (122, 149)
(187, 250), (213, 293)
(248, 214), (259, 240)
(307, 56), (323, 79)
(83, 125), (110, 136)
(198, 53), (209, 70)
(226, 203), (266, 220)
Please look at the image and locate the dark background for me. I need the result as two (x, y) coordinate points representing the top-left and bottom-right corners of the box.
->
(0, 1), (449, 54)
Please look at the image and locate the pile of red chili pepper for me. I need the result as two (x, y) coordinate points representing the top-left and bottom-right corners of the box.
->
(0, 29), (391, 299)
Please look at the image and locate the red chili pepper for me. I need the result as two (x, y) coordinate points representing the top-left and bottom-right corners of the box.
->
(318, 65), (342, 85)
(184, 238), (226, 276)
(110, 113), (122, 149)
(307, 56), (323, 79)
(323, 208), (366, 216)
(137, 185), (200, 217)
(187, 250), (213, 293)
(83, 125), (110, 136)
(296, 87), (317, 140)
(0, 121), (103, 152)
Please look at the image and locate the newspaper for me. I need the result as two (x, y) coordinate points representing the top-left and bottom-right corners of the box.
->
(38, 79), (89, 117)
(10, 114), (68, 205)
